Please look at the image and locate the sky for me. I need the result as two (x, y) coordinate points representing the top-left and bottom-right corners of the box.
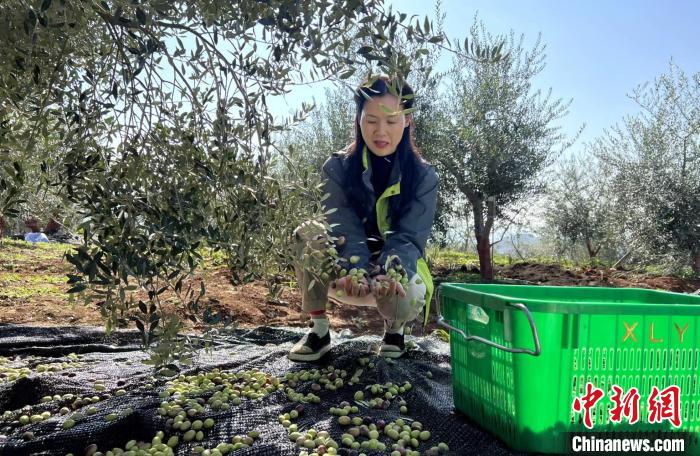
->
(269, 0), (700, 156)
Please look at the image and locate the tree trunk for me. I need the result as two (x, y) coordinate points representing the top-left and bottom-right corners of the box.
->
(477, 235), (493, 282)
(471, 195), (495, 283)
(693, 250), (700, 278)
(585, 240), (598, 261)
(463, 208), (471, 252)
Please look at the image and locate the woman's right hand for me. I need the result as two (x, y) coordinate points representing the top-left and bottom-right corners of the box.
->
(332, 276), (370, 298)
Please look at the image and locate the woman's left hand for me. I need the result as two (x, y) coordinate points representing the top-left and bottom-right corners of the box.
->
(333, 276), (371, 297)
(370, 275), (406, 299)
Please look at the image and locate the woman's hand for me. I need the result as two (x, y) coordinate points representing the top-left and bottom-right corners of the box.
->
(370, 275), (407, 299)
(332, 276), (370, 297)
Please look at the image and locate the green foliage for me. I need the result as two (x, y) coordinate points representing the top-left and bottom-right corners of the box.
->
(592, 63), (700, 276)
(0, 268), (65, 299)
(425, 247), (475, 269)
(0, 158), (25, 225)
(62, 126), (216, 366)
(2, 0), (504, 369)
(439, 24), (574, 211)
(406, 3), (452, 246)
(212, 150), (327, 289)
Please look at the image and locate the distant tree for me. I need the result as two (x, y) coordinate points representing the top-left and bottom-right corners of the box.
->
(544, 153), (619, 263)
(593, 63), (700, 276)
(280, 87), (355, 174)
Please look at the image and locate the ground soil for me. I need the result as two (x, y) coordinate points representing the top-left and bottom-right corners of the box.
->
(1, 242), (699, 337)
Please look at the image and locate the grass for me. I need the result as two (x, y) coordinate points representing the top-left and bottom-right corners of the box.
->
(0, 283), (63, 299)
(638, 263), (696, 279)
(0, 271), (66, 299)
(0, 238), (75, 255)
(0, 239), (73, 299)
(199, 246), (229, 270)
(425, 246), (578, 271)
(0, 272), (64, 284)
(435, 271), (482, 282)
(0, 239), (75, 271)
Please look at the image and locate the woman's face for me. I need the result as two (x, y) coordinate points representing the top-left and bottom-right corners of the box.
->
(359, 94), (409, 157)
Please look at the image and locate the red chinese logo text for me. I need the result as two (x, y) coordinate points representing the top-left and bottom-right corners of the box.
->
(572, 383), (682, 429)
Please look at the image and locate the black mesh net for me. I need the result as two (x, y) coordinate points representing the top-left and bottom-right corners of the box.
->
(0, 324), (529, 456)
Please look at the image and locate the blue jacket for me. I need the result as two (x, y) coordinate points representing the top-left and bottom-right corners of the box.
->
(321, 147), (438, 284)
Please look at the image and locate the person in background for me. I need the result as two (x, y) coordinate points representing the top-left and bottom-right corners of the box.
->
(24, 217), (50, 244)
(44, 212), (61, 236)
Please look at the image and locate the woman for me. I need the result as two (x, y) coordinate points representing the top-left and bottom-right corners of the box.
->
(289, 75), (438, 362)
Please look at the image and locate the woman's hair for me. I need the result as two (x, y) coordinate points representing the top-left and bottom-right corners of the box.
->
(344, 75), (429, 232)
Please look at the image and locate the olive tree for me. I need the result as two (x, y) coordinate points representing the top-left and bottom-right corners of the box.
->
(592, 63), (700, 276)
(543, 152), (621, 264)
(430, 20), (579, 281)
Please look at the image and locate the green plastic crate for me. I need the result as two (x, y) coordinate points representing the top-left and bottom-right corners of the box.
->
(438, 284), (700, 454)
